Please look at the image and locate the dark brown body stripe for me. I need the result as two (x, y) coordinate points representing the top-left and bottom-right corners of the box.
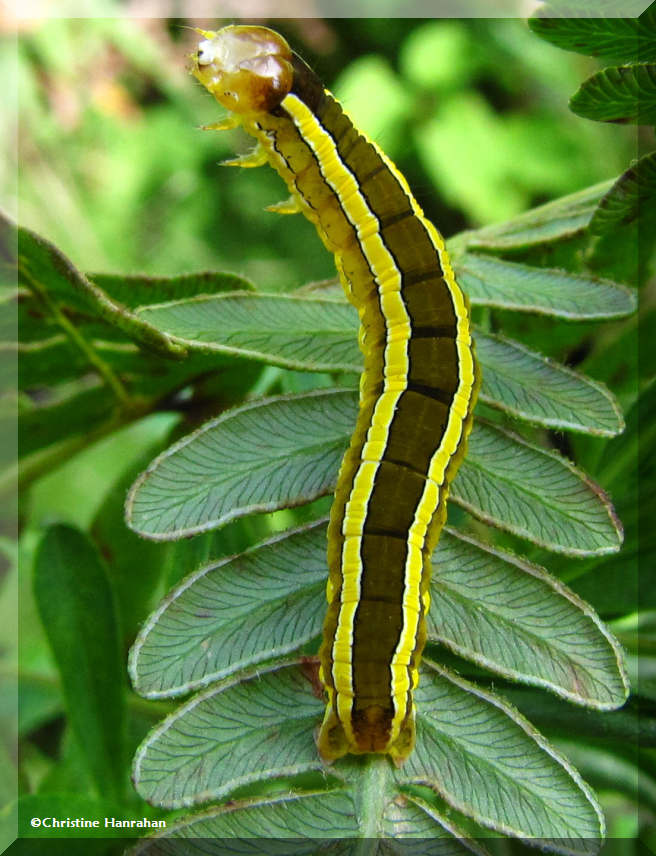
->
(411, 324), (458, 338)
(402, 277), (458, 329)
(363, 461), (426, 536)
(249, 48), (476, 759)
(292, 83), (462, 723)
(381, 392), (451, 476)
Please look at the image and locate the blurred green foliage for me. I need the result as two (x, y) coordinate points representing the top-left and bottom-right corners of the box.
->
(12, 18), (633, 278)
(1, 13), (652, 854)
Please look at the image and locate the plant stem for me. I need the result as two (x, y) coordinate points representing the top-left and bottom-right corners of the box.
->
(352, 755), (391, 852)
(21, 265), (130, 405)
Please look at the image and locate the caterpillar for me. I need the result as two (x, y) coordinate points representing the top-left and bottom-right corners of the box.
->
(192, 24), (478, 764)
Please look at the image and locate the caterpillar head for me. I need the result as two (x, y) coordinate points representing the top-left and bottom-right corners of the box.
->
(192, 25), (294, 115)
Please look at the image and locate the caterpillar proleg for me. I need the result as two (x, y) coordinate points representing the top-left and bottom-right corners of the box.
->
(192, 24), (478, 764)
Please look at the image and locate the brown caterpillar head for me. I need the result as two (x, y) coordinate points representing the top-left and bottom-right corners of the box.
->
(192, 25), (293, 115)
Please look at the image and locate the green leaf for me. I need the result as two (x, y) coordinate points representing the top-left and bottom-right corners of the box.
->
(137, 260), (637, 343)
(91, 447), (172, 641)
(497, 688), (652, 745)
(126, 389), (623, 555)
(551, 739), (656, 811)
(455, 253), (636, 318)
(428, 529), (628, 709)
(14, 330), (227, 392)
(17, 337), (234, 402)
(589, 151), (656, 234)
(16, 337), (97, 389)
(456, 180), (612, 250)
(529, 0), (651, 18)
(570, 63), (656, 125)
(14, 272), (252, 340)
(456, 421), (623, 555)
(130, 792), (363, 850)
(17, 335), (132, 390)
(33, 525), (126, 802)
(8, 212), (186, 358)
(400, 20), (477, 91)
(18, 384), (114, 459)
(475, 331), (624, 435)
(132, 660), (604, 850)
(92, 270), (255, 310)
(382, 791), (492, 849)
(12, 271), (252, 356)
(130, 520), (626, 709)
(129, 522), (327, 698)
(136, 292), (360, 372)
(125, 390), (353, 540)
(17, 674), (62, 736)
(556, 380), (652, 617)
(0, 723), (15, 817)
(130, 784), (488, 853)
(529, 10), (656, 64)
(403, 659), (605, 850)
(134, 291), (625, 434)
(132, 662), (324, 808)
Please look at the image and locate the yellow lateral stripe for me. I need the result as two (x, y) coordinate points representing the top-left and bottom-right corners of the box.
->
(283, 89), (476, 753)
(392, 254), (474, 732)
(352, 198), (475, 740)
(359, 127), (478, 739)
(282, 92), (415, 747)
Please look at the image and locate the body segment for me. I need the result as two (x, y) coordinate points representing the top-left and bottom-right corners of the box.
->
(193, 25), (478, 763)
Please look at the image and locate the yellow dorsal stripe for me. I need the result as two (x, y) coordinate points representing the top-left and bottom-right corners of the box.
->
(281, 91), (476, 756)
(283, 92), (413, 749)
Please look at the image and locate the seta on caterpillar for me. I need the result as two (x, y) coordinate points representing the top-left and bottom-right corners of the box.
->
(191, 24), (479, 764)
